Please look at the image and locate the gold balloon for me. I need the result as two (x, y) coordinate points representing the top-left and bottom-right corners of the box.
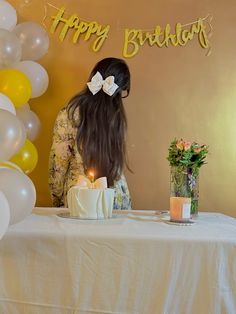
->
(10, 139), (38, 174)
(0, 69), (32, 108)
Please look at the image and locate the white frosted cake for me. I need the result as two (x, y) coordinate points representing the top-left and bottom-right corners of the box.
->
(67, 187), (114, 219)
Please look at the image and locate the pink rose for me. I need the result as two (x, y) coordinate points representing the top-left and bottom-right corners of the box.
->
(183, 141), (191, 151)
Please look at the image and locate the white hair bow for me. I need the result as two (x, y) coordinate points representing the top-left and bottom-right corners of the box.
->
(87, 71), (119, 96)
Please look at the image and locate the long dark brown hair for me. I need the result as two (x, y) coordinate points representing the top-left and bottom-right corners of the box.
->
(67, 57), (131, 187)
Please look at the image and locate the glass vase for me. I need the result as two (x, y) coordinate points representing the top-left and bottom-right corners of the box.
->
(170, 166), (199, 217)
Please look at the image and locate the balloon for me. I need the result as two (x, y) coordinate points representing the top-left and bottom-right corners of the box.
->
(16, 107), (41, 141)
(20, 103), (31, 111)
(0, 191), (10, 239)
(10, 139), (38, 174)
(0, 1), (17, 31)
(0, 69), (32, 107)
(0, 29), (22, 68)
(0, 168), (36, 224)
(13, 61), (49, 98)
(0, 109), (26, 160)
(0, 93), (16, 115)
(14, 22), (49, 61)
(0, 160), (23, 172)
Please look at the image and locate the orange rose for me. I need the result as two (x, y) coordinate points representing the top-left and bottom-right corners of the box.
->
(193, 147), (201, 153)
(176, 139), (184, 150)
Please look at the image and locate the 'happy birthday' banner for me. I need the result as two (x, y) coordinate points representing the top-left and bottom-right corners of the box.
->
(50, 7), (212, 58)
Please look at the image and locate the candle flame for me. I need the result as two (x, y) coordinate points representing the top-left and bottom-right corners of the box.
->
(88, 171), (95, 183)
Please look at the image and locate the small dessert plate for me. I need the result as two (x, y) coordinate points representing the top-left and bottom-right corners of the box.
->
(161, 216), (195, 226)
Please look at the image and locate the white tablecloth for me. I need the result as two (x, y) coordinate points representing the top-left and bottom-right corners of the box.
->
(0, 208), (236, 314)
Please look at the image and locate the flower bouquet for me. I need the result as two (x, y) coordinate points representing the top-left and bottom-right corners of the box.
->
(167, 139), (208, 216)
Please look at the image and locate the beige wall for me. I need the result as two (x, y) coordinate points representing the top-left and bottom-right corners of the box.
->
(8, 0), (236, 217)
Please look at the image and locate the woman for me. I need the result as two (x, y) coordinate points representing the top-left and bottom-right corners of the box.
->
(49, 57), (132, 209)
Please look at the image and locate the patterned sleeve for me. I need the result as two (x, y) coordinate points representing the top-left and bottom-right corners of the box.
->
(48, 108), (74, 207)
(113, 174), (132, 210)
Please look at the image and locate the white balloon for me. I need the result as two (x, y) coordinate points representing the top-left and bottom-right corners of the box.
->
(0, 93), (16, 115)
(20, 103), (31, 111)
(16, 108), (41, 141)
(0, 109), (26, 160)
(13, 61), (49, 98)
(0, 29), (22, 68)
(0, 190), (10, 239)
(0, 159), (23, 172)
(13, 22), (49, 61)
(0, 168), (36, 224)
(0, 1), (17, 31)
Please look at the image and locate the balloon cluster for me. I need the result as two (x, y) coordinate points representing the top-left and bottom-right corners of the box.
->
(0, 1), (49, 238)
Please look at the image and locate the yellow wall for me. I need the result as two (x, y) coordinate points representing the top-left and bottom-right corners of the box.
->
(8, 0), (236, 217)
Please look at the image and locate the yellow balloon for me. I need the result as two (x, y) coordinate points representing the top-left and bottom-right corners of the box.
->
(0, 69), (32, 108)
(10, 139), (38, 174)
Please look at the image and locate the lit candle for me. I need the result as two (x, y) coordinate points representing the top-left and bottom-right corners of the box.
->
(88, 171), (95, 188)
(170, 197), (191, 222)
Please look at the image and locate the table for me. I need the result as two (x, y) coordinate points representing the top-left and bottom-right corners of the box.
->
(0, 208), (236, 314)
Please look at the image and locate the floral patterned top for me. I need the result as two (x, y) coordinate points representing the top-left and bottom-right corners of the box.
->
(48, 107), (132, 209)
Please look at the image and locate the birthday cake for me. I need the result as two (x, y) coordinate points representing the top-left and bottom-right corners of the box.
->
(67, 176), (114, 219)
